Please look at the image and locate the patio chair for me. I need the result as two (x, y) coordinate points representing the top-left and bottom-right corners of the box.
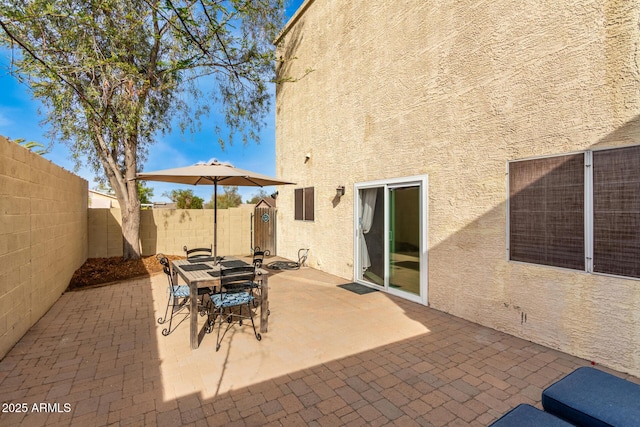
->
(224, 263), (271, 314)
(156, 254), (212, 336)
(183, 244), (218, 261)
(207, 266), (262, 351)
(252, 247), (269, 302)
(252, 247), (271, 268)
(218, 265), (265, 309)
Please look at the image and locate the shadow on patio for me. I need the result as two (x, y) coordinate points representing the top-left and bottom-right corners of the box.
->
(0, 260), (637, 426)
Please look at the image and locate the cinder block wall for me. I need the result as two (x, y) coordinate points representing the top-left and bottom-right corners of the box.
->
(88, 204), (255, 257)
(0, 136), (88, 358)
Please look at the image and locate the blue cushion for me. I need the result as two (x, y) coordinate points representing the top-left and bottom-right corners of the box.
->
(489, 404), (574, 427)
(170, 285), (190, 298)
(542, 367), (640, 427)
(211, 292), (253, 308)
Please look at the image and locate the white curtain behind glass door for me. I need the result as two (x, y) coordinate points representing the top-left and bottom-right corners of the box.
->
(359, 188), (378, 272)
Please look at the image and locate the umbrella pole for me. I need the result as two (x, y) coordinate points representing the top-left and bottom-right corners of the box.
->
(214, 181), (218, 263)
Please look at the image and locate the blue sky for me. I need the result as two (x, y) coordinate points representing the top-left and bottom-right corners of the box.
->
(0, 1), (305, 203)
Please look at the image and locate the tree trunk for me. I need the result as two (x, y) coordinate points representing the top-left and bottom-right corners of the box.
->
(109, 176), (142, 260)
(121, 196), (141, 260)
(94, 126), (143, 261)
(122, 132), (142, 260)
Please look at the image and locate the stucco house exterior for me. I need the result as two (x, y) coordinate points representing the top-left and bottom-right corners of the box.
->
(274, 0), (640, 377)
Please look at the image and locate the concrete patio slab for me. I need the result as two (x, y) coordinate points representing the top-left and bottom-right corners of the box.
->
(0, 260), (637, 426)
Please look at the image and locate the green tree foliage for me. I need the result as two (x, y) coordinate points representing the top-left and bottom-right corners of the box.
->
(246, 188), (269, 204)
(0, 0), (284, 259)
(95, 181), (154, 205)
(164, 189), (203, 209)
(137, 181), (154, 205)
(204, 185), (242, 209)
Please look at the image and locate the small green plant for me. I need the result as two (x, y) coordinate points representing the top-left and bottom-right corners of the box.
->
(6, 136), (49, 155)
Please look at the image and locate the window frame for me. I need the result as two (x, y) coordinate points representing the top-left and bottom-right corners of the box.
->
(507, 152), (586, 271)
(591, 145), (640, 279)
(506, 146), (640, 281)
(294, 186), (315, 222)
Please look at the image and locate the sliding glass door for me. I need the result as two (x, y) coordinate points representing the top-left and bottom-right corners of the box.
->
(354, 176), (428, 304)
(389, 185), (421, 296)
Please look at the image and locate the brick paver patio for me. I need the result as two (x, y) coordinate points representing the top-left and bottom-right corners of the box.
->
(0, 260), (637, 426)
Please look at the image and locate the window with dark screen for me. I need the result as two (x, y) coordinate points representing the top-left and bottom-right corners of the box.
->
(509, 154), (585, 270)
(294, 187), (314, 221)
(509, 146), (640, 279)
(593, 146), (640, 278)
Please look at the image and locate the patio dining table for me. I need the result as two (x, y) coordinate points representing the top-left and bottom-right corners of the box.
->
(171, 257), (269, 349)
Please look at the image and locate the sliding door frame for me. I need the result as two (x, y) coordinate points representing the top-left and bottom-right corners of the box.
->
(353, 175), (429, 305)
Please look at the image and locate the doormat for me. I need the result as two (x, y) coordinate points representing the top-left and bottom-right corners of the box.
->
(337, 283), (379, 295)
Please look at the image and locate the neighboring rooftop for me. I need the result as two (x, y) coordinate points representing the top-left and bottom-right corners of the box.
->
(88, 189), (120, 209)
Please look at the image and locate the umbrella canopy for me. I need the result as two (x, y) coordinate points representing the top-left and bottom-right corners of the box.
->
(137, 160), (295, 261)
(137, 160), (295, 187)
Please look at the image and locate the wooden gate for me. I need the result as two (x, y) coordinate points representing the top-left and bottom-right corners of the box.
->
(254, 207), (277, 254)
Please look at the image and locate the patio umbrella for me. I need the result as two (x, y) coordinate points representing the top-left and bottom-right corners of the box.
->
(137, 159), (295, 261)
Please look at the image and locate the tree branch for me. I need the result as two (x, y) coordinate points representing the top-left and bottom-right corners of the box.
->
(0, 18), (105, 122)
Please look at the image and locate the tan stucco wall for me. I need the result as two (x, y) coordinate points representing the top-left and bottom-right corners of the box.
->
(88, 204), (255, 257)
(0, 136), (88, 358)
(275, 1), (640, 376)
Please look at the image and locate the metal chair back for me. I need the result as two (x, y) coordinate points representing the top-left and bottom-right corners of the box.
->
(183, 244), (213, 260)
